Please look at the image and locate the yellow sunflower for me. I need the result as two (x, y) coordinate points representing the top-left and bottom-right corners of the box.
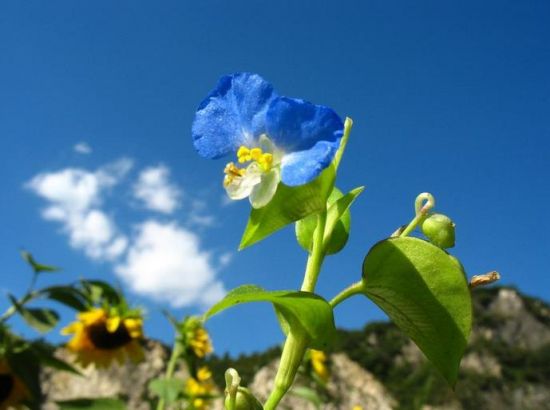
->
(61, 308), (144, 368)
(0, 362), (28, 410)
(310, 349), (330, 383)
(184, 366), (216, 410)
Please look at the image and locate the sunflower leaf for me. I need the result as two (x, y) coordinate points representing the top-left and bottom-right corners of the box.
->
(20, 250), (59, 273)
(8, 294), (59, 333)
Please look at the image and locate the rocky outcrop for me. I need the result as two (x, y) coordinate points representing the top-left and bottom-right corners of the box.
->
(250, 353), (396, 410)
(41, 340), (172, 410)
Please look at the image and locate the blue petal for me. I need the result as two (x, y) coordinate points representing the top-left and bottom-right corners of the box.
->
(280, 140), (339, 186)
(265, 97), (344, 152)
(192, 73), (278, 159)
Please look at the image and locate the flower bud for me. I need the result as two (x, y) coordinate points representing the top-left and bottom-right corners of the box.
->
(225, 387), (263, 410)
(421, 213), (455, 249)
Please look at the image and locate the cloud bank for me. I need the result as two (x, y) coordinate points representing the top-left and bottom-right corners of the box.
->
(27, 158), (226, 308)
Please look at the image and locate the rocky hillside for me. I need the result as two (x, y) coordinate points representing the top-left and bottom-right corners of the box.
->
(41, 286), (550, 409)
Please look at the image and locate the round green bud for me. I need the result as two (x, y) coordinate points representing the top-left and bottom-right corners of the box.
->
(421, 213), (455, 249)
(225, 387), (263, 410)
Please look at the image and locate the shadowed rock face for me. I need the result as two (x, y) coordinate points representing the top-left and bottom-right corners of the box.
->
(39, 287), (550, 410)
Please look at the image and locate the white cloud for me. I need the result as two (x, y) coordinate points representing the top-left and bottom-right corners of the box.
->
(74, 142), (92, 154)
(26, 158), (133, 261)
(133, 165), (181, 214)
(115, 220), (226, 308)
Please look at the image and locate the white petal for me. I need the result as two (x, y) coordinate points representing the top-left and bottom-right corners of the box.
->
(249, 168), (281, 208)
(224, 163), (262, 200)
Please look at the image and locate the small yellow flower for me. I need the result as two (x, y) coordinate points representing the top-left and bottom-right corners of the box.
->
(185, 321), (213, 359)
(0, 361), (29, 410)
(310, 349), (330, 383)
(61, 308), (144, 368)
(184, 366), (216, 410)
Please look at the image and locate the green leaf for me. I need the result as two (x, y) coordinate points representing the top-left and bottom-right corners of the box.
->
(21, 250), (59, 273)
(56, 398), (126, 410)
(81, 280), (121, 305)
(40, 286), (88, 311)
(240, 165), (335, 250)
(205, 285), (336, 350)
(361, 237), (472, 386)
(296, 186), (364, 255)
(8, 295), (59, 333)
(289, 386), (323, 409)
(148, 378), (184, 404)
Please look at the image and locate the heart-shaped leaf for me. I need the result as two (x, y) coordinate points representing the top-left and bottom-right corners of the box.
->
(362, 237), (472, 386)
(240, 165), (335, 250)
(205, 285), (336, 349)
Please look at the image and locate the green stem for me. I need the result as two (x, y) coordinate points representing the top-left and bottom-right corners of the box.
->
(0, 290), (40, 323)
(399, 192), (435, 237)
(300, 211), (327, 292)
(263, 331), (309, 410)
(329, 281), (365, 308)
(265, 209), (328, 409)
(156, 342), (183, 410)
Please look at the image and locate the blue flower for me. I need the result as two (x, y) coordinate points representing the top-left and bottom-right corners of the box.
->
(192, 73), (344, 208)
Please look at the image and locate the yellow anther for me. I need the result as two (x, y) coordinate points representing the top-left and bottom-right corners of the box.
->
(237, 146), (251, 163)
(250, 147), (263, 161)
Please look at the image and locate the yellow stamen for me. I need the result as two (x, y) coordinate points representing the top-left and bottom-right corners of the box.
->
(237, 146), (251, 163)
(235, 145), (273, 172)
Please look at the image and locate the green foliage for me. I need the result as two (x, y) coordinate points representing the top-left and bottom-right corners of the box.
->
(148, 378), (184, 404)
(39, 286), (88, 312)
(296, 186), (363, 255)
(205, 285), (336, 350)
(56, 398), (127, 410)
(239, 165), (335, 249)
(8, 294), (60, 333)
(362, 237), (472, 386)
(21, 250), (59, 273)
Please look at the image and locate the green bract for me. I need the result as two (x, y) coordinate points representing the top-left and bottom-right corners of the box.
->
(204, 285), (336, 350)
(361, 237), (472, 386)
(296, 186), (364, 255)
(240, 165), (335, 250)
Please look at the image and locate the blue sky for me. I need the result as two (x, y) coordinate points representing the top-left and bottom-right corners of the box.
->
(1, 0), (549, 356)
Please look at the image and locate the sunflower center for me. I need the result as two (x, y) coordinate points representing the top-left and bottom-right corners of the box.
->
(0, 373), (14, 403)
(87, 322), (132, 350)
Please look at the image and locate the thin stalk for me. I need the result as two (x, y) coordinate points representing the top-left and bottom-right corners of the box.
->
(263, 331), (308, 410)
(156, 342), (184, 410)
(329, 281), (365, 308)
